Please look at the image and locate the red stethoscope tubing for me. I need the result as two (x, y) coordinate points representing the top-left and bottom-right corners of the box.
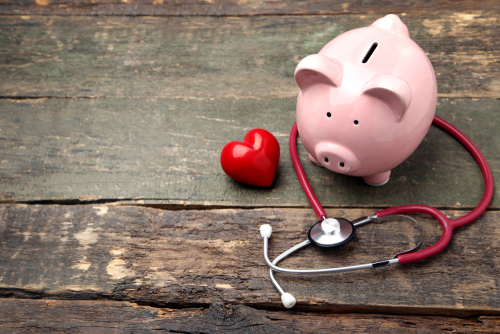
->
(289, 116), (494, 265)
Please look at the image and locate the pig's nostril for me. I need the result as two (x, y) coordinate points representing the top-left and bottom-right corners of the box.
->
(354, 120), (359, 125)
(339, 162), (345, 167)
(326, 112), (331, 118)
(324, 158), (329, 163)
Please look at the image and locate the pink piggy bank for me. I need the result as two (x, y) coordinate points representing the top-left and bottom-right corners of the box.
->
(295, 14), (437, 186)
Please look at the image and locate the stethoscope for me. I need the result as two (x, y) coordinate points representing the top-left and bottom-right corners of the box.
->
(260, 116), (494, 308)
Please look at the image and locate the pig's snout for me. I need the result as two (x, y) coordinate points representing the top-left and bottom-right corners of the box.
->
(315, 143), (360, 173)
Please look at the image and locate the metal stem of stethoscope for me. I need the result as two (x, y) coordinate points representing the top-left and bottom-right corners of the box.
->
(262, 215), (423, 308)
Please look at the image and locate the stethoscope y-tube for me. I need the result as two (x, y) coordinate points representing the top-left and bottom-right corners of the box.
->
(261, 116), (494, 308)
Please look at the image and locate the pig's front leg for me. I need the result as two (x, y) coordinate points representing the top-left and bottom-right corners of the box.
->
(362, 171), (391, 186)
(309, 154), (323, 167)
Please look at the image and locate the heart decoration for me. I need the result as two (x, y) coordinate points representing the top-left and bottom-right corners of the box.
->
(220, 129), (280, 187)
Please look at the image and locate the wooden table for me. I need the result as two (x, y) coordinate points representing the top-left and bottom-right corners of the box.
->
(1, 1), (500, 332)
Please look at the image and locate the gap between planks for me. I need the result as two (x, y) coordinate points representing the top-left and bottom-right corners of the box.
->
(1, 200), (498, 212)
(0, 95), (498, 100)
(1, 293), (500, 318)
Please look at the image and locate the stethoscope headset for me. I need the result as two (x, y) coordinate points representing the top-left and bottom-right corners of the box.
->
(260, 116), (494, 308)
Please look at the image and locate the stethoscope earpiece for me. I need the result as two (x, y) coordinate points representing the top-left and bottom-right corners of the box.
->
(281, 293), (296, 309)
(260, 224), (272, 238)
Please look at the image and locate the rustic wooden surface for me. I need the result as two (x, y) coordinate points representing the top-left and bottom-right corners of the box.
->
(1, 1), (499, 332)
(1, 205), (500, 317)
(1, 14), (499, 100)
(1, 97), (498, 208)
(1, 0), (500, 17)
(1, 300), (499, 334)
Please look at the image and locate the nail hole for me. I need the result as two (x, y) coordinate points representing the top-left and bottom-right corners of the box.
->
(327, 112), (331, 118)
(324, 158), (329, 163)
(354, 120), (359, 125)
(362, 42), (378, 63)
(339, 162), (345, 167)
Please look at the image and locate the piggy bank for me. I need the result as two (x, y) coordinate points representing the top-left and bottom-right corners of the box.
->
(295, 14), (437, 185)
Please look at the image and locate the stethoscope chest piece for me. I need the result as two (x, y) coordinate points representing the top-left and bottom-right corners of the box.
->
(308, 218), (355, 248)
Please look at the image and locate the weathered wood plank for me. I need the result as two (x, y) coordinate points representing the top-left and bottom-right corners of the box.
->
(1, 205), (499, 316)
(0, 98), (498, 208)
(0, 299), (499, 334)
(1, 13), (499, 99)
(1, 0), (499, 17)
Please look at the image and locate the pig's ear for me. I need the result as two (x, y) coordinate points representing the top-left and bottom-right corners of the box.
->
(371, 14), (410, 37)
(362, 74), (412, 121)
(294, 54), (343, 92)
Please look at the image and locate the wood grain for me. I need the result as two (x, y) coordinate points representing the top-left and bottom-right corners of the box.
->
(0, 98), (498, 208)
(0, 13), (499, 99)
(1, 205), (499, 316)
(1, 1), (498, 332)
(1, 0), (499, 17)
(0, 299), (499, 334)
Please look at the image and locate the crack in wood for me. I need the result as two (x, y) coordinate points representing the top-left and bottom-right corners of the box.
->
(0, 298), (499, 333)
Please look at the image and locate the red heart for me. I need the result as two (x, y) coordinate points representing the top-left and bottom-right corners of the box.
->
(221, 129), (280, 187)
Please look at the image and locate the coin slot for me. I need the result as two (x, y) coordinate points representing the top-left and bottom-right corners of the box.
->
(362, 43), (378, 63)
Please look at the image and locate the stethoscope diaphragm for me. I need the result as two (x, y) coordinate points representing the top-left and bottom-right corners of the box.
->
(307, 218), (355, 248)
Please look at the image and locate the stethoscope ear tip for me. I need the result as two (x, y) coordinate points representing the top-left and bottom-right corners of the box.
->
(260, 224), (272, 238)
(281, 293), (296, 309)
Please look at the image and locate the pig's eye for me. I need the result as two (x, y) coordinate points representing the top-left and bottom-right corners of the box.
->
(327, 112), (332, 118)
(354, 120), (359, 125)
